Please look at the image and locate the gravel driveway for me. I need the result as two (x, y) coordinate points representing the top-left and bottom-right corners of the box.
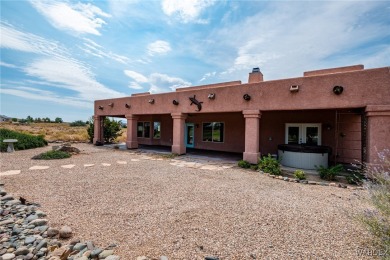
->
(0, 144), (372, 259)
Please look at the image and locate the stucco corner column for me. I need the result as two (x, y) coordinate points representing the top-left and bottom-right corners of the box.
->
(171, 113), (188, 155)
(365, 105), (390, 164)
(242, 110), (262, 164)
(93, 115), (104, 145)
(126, 114), (138, 149)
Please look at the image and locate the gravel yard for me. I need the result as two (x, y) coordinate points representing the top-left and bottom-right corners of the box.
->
(0, 144), (373, 259)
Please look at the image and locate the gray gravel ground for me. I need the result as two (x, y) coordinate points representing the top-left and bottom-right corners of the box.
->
(0, 144), (374, 259)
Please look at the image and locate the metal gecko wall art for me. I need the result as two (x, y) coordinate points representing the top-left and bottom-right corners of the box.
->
(189, 95), (203, 111)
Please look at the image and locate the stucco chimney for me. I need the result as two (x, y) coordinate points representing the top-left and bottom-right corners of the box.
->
(248, 67), (263, 83)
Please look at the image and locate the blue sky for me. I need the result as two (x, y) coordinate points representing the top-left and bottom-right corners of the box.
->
(1, 0), (389, 122)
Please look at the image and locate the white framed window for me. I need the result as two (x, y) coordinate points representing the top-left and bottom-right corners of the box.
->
(285, 123), (321, 145)
(137, 122), (151, 138)
(202, 122), (224, 143)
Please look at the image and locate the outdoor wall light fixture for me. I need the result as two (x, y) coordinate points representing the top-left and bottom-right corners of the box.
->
(125, 103), (131, 108)
(333, 85), (344, 95)
(208, 93), (216, 99)
(172, 100), (179, 105)
(243, 94), (251, 101)
(98, 106), (104, 110)
(290, 85), (299, 92)
(148, 99), (155, 104)
(108, 103), (114, 107)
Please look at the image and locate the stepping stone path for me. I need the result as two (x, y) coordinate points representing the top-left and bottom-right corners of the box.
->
(61, 164), (76, 169)
(83, 164), (95, 167)
(0, 170), (21, 177)
(102, 163), (111, 166)
(29, 166), (50, 170)
(0, 185), (121, 260)
(116, 161), (127, 164)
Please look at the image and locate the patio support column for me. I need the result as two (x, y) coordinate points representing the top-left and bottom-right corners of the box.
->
(243, 110), (261, 164)
(365, 105), (390, 163)
(93, 115), (104, 145)
(171, 113), (187, 155)
(126, 114), (138, 149)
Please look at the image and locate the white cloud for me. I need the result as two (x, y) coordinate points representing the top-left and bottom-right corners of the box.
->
(108, 0), (140, 18)
(29, 0), (110, 36)
(148, 73), (191, 93)
(161, 0), (216, 23)
(0, 87), (90, 109)
(199, 71), (216, 82)
(0, 61), (18, 69)
(128, 82), (143, 90)
(0, 22), (65, 57)
(24, 57), (124, 100)
(147, 40), (172, 56)
(124, 70), (148, 83)
(81, 38), (130, 64)
(216, 1), (390, 80)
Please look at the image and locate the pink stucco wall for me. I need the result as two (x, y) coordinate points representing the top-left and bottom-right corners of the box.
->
(94, 65), (390, 163)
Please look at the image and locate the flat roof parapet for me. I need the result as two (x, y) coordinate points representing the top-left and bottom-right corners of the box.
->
(176, 81), (242, 92)
(304, 64), (364, 77)
(131, 92), (150, 97)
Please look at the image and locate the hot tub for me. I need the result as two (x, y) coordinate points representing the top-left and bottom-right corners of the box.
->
(278, 144), (331, 170)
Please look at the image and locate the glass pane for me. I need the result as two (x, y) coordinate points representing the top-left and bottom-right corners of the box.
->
(202, 123), (212, 142)
(306, 127), (318, 145)
(144, 122), (150, 138)
(137, 122), (143, 137)
(153, 122), (161, 139)
(187, 125), (193, 145)
(212, 122), (224, 142)
(288, 127), (299, 144)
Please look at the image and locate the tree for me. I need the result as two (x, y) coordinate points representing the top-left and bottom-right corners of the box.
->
(43, 117), (51, 123)
(55, 117), (63, 123)
(26, 116), (33, 123)
(87, 117), (121, 143)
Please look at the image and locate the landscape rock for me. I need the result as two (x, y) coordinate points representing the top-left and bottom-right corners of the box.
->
(105, 256), (121, 260)
(14, 246), (30, 255)
(47, 227), (59, 237)
(99, 250), (114, 259)
(59, 226), (72, 238)
(29, 218), (48, 226)
(1, 253), (16, 260)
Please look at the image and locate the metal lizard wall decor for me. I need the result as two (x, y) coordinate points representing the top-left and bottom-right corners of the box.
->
(189, 95), (203, 111)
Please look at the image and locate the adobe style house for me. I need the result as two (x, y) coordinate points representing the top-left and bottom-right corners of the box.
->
(94, 65), (390, 169)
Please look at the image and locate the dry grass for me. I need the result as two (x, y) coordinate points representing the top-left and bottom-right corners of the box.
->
(0, 122), (127, 143)
(0, 122), (89, 142)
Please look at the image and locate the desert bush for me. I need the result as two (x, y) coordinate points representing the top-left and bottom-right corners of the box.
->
(238, 160), (251, 169)
(316, 164), (344, 181)
(258, 154), (281, 175)
(87, 117), (122, 143)
(0, 129), (47, 152)
(69, 120), (86, 127)
(294, 169), (306, 180)
(359, 149), (390, 252)
(33, 150), (71, 160)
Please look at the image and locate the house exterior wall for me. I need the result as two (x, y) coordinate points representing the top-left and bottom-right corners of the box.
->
(95, 65), (390, 164)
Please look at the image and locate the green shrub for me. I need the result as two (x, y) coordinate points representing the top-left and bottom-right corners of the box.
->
(238, 160), (251, 169)
(250, 164), (259, 171)
(294, 169), (306, 180)
(316, 164), (343, 181)
(346, 171), (364, 185)
(33, 150), (71, 160)
(0, 129), (47, 152)
(69, 120), (86, 127)
(359, 149), (390, 251)
(258, 154), (281, 175)
(87, 117), (122, 143)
